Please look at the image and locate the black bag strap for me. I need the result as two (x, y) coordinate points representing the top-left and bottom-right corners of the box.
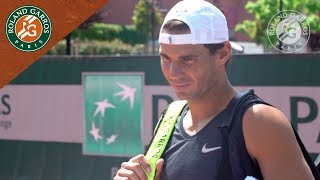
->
(217, 127), (233, 180)
(292, 128), (320, 180)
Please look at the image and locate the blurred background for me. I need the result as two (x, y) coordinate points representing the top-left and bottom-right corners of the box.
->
(47, 0), (320, 55)
(0, 0), (320, 180)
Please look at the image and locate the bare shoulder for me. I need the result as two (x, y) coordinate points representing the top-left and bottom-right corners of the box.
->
(243, 104), (292, 141)
(242, 103), (294, 161)
(242, 104), (313, 179)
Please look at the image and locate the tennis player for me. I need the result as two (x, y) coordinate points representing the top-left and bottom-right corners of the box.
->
(114, 0), (314, 179)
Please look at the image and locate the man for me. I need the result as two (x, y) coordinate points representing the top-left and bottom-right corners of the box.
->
(114, 0), (314, 179)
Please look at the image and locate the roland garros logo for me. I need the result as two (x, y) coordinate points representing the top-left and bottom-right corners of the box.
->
(5, 5), (51, 52)
(267, 10), (310, 53)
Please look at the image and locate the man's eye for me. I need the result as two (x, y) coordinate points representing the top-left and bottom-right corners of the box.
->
(182, 57), (195, 64)
(184, 57), (193, 61)
(161, 56), (170, 62)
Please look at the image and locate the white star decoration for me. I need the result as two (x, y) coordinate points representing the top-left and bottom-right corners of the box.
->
(114, 83), (136, 109)
(90, 122), (102, 142)
(106, 134), (118, 144)
(94, 99), (115, 117)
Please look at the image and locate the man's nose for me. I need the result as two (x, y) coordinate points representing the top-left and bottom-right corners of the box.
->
(169, 61), (183, 78)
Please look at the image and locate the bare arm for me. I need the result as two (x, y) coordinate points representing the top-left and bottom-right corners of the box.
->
(243, 104), (313, 180)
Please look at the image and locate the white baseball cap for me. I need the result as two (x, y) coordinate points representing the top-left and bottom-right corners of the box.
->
(159, 0), (243, 52)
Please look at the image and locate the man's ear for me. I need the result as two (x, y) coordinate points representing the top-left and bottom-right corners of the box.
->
(216, 42), (231, 66)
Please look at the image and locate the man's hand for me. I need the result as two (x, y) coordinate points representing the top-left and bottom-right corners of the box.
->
(114, 154), (164, 180)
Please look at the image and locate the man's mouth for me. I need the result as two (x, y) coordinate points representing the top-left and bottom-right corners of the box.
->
(170, 82), (191, 90)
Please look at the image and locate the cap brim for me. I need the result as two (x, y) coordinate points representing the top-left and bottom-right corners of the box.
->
(230, 41), (243, 52)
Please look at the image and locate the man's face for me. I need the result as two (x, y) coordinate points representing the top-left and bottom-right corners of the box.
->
(159, 43), (221, 100)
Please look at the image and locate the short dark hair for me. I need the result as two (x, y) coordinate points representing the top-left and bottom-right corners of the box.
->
(162, 19), (225, 55)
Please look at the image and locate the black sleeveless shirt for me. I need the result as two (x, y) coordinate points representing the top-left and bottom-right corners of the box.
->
(160, 89), (264, 180)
